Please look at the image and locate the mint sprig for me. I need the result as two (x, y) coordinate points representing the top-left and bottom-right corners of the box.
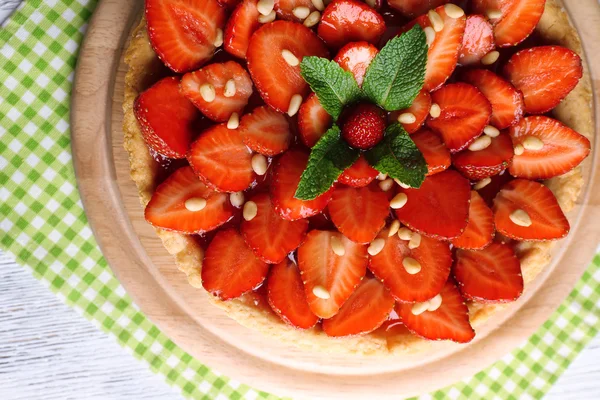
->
(362, 25), (427, 111)
(295, 126), (359, 200)
(365, 123), (427, 188)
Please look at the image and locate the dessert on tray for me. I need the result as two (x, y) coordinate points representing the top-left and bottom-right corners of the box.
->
(122, 0), (593, 354)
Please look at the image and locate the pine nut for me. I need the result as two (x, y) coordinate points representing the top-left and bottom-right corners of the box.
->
(288, 94), (303, 116)
(403, 257), (422, 275)
(229, 191), (245, 208)
(313, 285), (331, 299)
(390, 193), (408, 209)
(468, 135), (492, 151)
(281, 50), (300, 67)
(311, 0), (325, 11)
(424, 27), (436, 46)
(430, 103), (441, 118)
(388, 220), (401, 237)
(428, 10), (444, 32)
(379, 178), (394, 192)
(243, 201), (258, 221)
(486, 9), (503, 19)
(444, 3), (464, 18)
(408, 232), (421, 249)
(398, 228), (413, 241)
(523, 136), (544, 151)
(481, 50), (500, 65)
(510, 209), (532, 227)
(483, 125), (500, 138)
(293, 6), (311, 19)
(330, 235), (345, 256)
(251, 154), (268, 175)
(427, 294), (443, 311)
(258, 10), (276, 23)
(514, 144), (525, 156)
(368, 238), (385, 256)
(395, 179), (411, 189)
(214, 29), (223, 47)
(257, 0), (274, 16)
(184, 197), (207, 212)
(227, 112), (239, 129)
(376, 173), (388, 181)
(200, 83), (216, 103)
(411, 301), (429, 316)
(474, 177), (492, 190)
(224, 79), (237, 97)
(398, 112), (417, 124)
(303, 11), (321, 28)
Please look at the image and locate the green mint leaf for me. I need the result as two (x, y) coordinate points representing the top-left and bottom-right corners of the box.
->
(362, 25), (427, 111)
(295, 125), (360, 200)
(365, 123), (427, 188)
(300, 57), (362, 120)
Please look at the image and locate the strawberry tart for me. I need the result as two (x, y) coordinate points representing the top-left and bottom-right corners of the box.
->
(122, 0), (593, 354)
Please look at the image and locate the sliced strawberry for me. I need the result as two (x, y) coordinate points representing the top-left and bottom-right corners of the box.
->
(477, 171), (513, 207)
(338, 155), (379, 187)
(369, 231), (452, 302)
(297, 230), (368, 318)
(271, 150), (333, 220)
(134, 77), (200, 159)
(458, 15), (495, 66)
(411, 129), (451, 176)
(298, 93), (333, 148)
(505, 46), (583, 114)
(275, 0), (317, 21)
(454, 243), (523, 302)
(389, 90), (432, 134)
(508, 116), (590, 180)
(322, 278), (394, 337)
(145, 166), (234, 233)
(450, 191), (494, 250)
(461, 69), (524, 129)
(239, 106), (292, 156)
(397, 280), (475, 343)
(145, 0), (227, 73)
(218, 0), (241, 9)
(318, 0), (386, 49)
(333, 41), (378, 87)
(241, 193), (309, 263)
(493, 179), (570, 241)
(452, 131), (514, 180)
(403, 5), (466, 91)
(180, 61), (253, 122)
(188, 124), (256, 192)
(267, 259), (319, 329)
(247, 21), (329, 113)
(224, 0), (261, 59)
(395, 170), (470, 239)
(202, 229), (270, 300)
(388, 0), (452, 17)
(427, 83), (492, 153)
(328, 184), (390, 243)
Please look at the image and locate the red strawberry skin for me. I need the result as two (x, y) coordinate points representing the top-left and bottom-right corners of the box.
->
(333, 41), (378, 87)
(298, 93), (333, 148)
(224, 0), (261, 59)
(450, 191), (495, 250)
(145, 0), (227, 73)
(493, 179), (570, 241)
(389, 90), (432, 134)
(411, 129), (451, 176)
(387, 0), (451, 17)
(505, 46), (583, 114)
(145, 166), (234, 233)
(427, 83), (492, 153)
(338, 155), (379, 187)
(395, 170), (471, 239)
(458, 15), (495, 66)
(322, 278), (394, 337)
(454, 243), (523, 303)
(275, 0), (317, 21)
(241, 193), (309, 264)
(452, 131), (514, 180)
(318, 0), (386, 49)
(202, 229), (270, 300)
(508, 116), (590, 180)
(267, 259), (319, 329)
(134, 76), (200, 159)
(239, 106), (292, 156)
(341, 104), (386, 150)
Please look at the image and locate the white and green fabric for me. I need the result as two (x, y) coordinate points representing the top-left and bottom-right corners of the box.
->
(0, 1), (599, 399)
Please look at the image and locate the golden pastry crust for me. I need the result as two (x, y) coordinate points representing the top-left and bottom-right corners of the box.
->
(122, 0), (593, 355)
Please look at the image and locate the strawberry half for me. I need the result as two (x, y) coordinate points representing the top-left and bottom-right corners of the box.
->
(239, 106), (292, 156)
(458, 15), (495, 66)
(145, 166), (234, 233)
(271, 150), (333, 220)
(461, 69), (524, 129)
(387, 0), (451, 17)
(328, 184), (390, 243)
(241, 193), (309, 263)
(298, 93), (333, 148)
(224, 0), (261, 59)
(397, 280), (475, 343)
(218, 0), (241, 9)
(180, 61), (254, 122)
(275, 0), (317, 21)
(493, 179), (570, 241)
(202, 229), (270, 300)
(322, 278), (394, 337)
(145, 0), (227, 73)
(411, 129), (451, 176)
(427, 83), (492, 153)
(297, 230), (368, 318)
(508, 116), (591, 180)
(134, 77), (200, 159)
(188, 124), (256, 192)
(395, 170), (470, 239)
(389, 90), (432, 134)
(450, 191), (494, 250)
(454, 243), (523, 302)
(333, 41), (378, 87)
(247, 21), (329, 113)
(318, 0), (386, 49)
(338, 155), (379, 187)
(369, 231), (452, 302)
(505, 46), (583, 114)
(452, 131), (514, 180)
(267, 259), (319, 329)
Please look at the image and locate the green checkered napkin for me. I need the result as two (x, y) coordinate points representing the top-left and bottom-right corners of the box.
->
(0, 1), (598, 399)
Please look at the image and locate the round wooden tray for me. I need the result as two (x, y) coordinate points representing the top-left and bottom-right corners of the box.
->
(71, 1), (600, 398)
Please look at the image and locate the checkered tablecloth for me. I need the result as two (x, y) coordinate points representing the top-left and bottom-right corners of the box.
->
(1, 1), (599, 399)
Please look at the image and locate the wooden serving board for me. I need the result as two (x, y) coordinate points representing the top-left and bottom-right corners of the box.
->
(71, 1), (600, 399)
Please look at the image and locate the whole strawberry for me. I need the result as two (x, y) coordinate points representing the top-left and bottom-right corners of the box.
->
(341, 104), (386, 150)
